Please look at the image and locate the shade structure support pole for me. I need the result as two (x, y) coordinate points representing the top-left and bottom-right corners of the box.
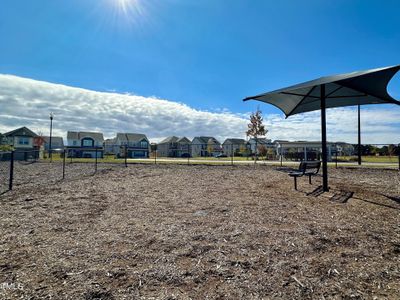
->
(320, 84), (329, 191)
(357, 104), (361, 165)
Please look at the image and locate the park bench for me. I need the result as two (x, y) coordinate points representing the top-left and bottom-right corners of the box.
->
(289, 161), (321, 190)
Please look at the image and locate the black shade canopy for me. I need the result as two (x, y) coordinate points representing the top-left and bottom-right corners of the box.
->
(244, 65), (400, 117)
(244, 65), (400, 192)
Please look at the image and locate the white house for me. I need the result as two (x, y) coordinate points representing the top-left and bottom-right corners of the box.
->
(3, 127), (38, 150)
(274, 140), (335, 161)
(2, 127), (40, 160)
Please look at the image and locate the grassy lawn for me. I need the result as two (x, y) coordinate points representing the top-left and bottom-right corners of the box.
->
(40, 153), (398, 168)
(337, 155), (399, 163)
(43, 154), (126, 164)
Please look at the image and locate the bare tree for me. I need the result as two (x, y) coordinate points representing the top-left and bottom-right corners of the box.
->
(246, 108), (267, 163)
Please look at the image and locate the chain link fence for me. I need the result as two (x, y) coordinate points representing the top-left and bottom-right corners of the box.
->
(276, 143), (400, 168)
(0, 143), (399, 194)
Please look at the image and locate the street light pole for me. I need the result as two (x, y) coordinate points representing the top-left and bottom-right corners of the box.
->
(357, 105), (361, 165)
(49, 112), (54, 161)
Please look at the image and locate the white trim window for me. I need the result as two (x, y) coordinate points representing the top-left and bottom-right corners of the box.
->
(82, 139), (94, 147)
(18, 137), (29, 145)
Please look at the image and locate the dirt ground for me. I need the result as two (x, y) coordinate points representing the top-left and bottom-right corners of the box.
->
(0, 163), (399, 299)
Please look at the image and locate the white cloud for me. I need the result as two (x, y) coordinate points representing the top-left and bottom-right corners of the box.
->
(0, 74), (399, 145)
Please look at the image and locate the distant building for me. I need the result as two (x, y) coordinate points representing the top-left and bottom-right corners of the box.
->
(157, 136), (191, 157)
(3, 126), (39, 160)
(104, 138), (117, 155)
(3, 127), (38, 150)
(67, 131), (104, 158)
(191, 136), (222, 157)
(248, 138), (274, 154)
(222, 138), (247, 156)
(42, 136), (64, 151)
(335, 142), (355, 156)
(114, 133), (150, 158)
(274, 140), (336, 161)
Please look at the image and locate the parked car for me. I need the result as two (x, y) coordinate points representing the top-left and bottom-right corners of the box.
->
(215, 153), (227, 158)
(181, 153), (191, 158)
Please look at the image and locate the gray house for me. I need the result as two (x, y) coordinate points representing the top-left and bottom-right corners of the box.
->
(248, 138), (274, 154)
(104, 138), (117, 155)
(114, 133), (150, 158)
(222, 138), (247, 156)
(191, 136), (222, 157)
(157, 136), (191, 157)
(43, 136), (64, 151)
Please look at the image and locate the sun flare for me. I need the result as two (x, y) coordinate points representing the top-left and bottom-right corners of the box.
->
(115, 0), (136, 13)
(108, 0), (145, 25)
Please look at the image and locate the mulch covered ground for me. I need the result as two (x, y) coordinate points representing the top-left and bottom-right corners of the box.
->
(0, 163), (399, 299)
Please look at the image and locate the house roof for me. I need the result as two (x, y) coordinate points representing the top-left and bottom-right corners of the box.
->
(223, 138), (246, 145)
(159, 136), (179, 144)
(176, 137), (191, 143)
(273, 140), (289, 143)
(43, 136), (64, 146)
(248, 138), (272, 144)
(193, 136), (220, 144)
(67, 131), (104, 141)
(104, 138), (116, 145)
(4, 126), (38, 138)
(116, 133), (148, 143)
(276, 140), (336, 146)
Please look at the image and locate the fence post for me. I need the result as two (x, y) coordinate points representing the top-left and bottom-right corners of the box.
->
(155, 149), (157, 165)
(280, 147), (283, 167)
(9, 151), (14, 191)
(335, 144), (338, 169)
(231, 143), (234, 166)
(95, 148), (98, 173)
(398, 144), (400, 171)
(188, 144), (190, 165)
(125, 145), (128, 167)
(63, 149), (66, 179)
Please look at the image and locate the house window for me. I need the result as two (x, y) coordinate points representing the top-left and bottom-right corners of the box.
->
(18, 137), (29, 145)
(140, 141), (148, 148)
(82, 138), (94, 147)
(73, 141), (77, 146)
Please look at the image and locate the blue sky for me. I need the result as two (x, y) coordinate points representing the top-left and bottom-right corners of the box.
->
(0, 0), (399, 142)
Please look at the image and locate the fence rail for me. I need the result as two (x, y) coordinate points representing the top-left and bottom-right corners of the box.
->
(0, 143), (399, 193)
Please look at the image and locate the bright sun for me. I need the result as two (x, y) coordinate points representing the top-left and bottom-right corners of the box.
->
(108, 0), (145, 25)
(115, 0), (135, 13)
